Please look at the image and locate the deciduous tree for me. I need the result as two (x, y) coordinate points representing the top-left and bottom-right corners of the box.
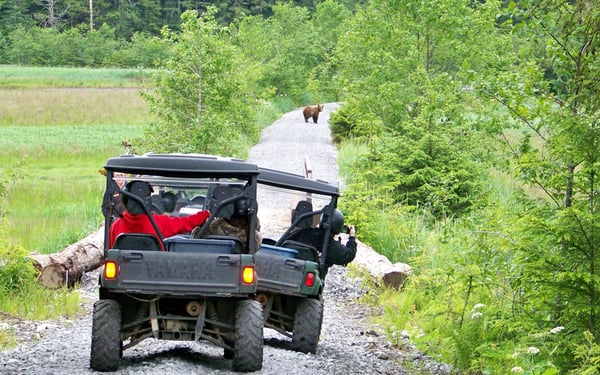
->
(140, 8), (259, 157)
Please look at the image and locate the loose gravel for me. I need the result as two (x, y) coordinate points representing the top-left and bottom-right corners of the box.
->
(0, 103), (452, 375)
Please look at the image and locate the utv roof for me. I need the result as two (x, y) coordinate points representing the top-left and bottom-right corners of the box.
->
(104, 153), (339, 196)
(104, 153), (260, 178)
(257, 167), (339, 197)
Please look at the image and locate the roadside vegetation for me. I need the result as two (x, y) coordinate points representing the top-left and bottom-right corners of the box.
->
(1, 1), (599, 373)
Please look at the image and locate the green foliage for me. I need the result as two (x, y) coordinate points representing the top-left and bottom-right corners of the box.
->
(306, 0), (353, 103)
(0, 219), (36, 295)
(0, 0), (308, 38)
(569, 331), (600, 375)
(360, 171), (570, 373)
(0, 241), (37, 295)
(338, 0), (600, 371)
(329, 0), (509, 219)
(486, 1), (600, 370)
(262, 3), (318, 102)
(0, 266), (83, 350)
(2, 25), (169, 68)
(139, 9), (260, 158)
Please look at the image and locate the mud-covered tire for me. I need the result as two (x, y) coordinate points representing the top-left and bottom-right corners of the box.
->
(232, 300), (264, 372)
(292, 297), (324, 354)
(90, 299), (122, 372)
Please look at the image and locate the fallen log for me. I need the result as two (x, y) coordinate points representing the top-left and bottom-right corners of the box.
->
(28, 227), (105, 289)
(350, 237), (412, 290)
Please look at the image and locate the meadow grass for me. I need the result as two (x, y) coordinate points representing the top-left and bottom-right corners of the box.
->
(0, 65), (150, 88)
(0, 88), (151, 126)
(0, 284), (82, 320)
(1, 124), (144, 253)
(0, 66), (151, 253)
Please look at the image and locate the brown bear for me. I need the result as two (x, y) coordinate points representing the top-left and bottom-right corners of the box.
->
(303, 104), (324, 124)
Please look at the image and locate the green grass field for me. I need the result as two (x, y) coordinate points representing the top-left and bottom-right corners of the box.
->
(0, 66), (151, 253)
(0, 65), (151, 88)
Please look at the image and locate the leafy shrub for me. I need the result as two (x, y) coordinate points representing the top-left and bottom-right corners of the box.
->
(0, 167), (36, 295)
(0, 228), (37, 295)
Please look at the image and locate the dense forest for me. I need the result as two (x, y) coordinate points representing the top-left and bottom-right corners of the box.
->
(1, 0), (599, 374)
(0, 0), (353, 34)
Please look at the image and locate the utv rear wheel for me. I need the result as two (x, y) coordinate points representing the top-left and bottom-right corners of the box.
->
(232, 300), (263, 372)
(90, 299), (122, 371)
(292, 297), (323, 354)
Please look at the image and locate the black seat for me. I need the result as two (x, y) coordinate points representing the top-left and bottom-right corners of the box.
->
(113, 233), (162, 251)
(262, 238), (276, 245)
(151, 195), (164, 214)
(291, 200), (314, 228)
(277, 200), (315, 246)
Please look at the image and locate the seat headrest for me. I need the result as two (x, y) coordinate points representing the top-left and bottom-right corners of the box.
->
(123, 180), (153, 214)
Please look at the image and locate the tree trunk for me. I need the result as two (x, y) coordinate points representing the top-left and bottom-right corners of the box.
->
(350, 237), (412, 290)
(28, 227), (105, 289)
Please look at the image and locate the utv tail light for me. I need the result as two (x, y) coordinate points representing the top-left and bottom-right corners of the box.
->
(104, 260), (118, 280)
(305, 272), (316, 288)
(242, 266), (255, 284)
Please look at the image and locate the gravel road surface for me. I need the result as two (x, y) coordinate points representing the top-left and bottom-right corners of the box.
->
(0, 104), (451, 375)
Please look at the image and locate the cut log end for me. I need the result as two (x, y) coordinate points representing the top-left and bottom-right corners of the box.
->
(351, 238), (412, 290)
(38, 264), (66, 289)
(28, 227), (105, 289)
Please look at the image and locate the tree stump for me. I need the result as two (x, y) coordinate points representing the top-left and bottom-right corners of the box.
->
(28, 227), (105, 289)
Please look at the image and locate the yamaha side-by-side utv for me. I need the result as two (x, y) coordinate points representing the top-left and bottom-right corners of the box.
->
(253, 167), (341, 354)
(90, 153), (264, 372)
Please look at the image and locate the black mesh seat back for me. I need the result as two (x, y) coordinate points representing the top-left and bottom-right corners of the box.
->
(151, 194), (164, 214)
(292, 200), (313, 228)
(281, 240), (319, 262)
(113, 233), (162, 251)
(208, 185), (242, 219)
(162, 191), (178, 213)
(124, 181), (153, 215)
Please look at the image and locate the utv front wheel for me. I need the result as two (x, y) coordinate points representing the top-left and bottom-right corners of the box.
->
(292, 297), (323, 354)
(90, 299), (122, 371)
(232, 300), (263, 372)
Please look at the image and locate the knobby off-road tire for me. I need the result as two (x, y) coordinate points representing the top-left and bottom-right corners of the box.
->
(90, 299), (122, 372)
(292, 297), (324, 354)
(232, 299), (264, 372)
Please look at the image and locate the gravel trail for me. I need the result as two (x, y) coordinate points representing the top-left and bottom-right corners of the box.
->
(0, 104), (451, 375)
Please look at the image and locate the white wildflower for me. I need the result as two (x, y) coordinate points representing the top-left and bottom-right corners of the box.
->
(473, 303), (486, 310)
(550, 326), (565, 334)
(471, 311), (483, 320)
(511, 352), (520, 359)
(511, 367), (524, 373)
(527, 346), (540, 355)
